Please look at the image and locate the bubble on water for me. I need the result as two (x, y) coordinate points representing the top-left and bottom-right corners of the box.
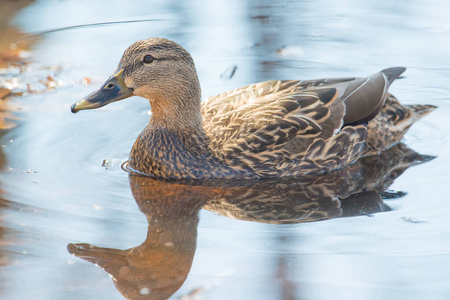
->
(93, 204), (102, 211)
(139, 287), (151, 295)
(164, 242), (174, 248)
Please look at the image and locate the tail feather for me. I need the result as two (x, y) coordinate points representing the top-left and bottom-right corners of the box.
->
(381, 67), (406, 86)
(401, 104), (437, 129)
(365, 95), (436, 155)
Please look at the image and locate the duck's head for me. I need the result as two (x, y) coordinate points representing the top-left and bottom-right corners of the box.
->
(71, 38), (201, 122)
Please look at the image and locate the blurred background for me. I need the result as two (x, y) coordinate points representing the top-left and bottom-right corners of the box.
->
(0, 0), (449, 299)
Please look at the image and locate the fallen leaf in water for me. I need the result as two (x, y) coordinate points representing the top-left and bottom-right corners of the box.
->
(42, 75), (57, 89)
(82, 77), (91, 85)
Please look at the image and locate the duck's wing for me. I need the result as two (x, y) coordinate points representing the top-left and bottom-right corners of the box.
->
(202, 80), (346, 153)
(342, 67), (406, 125)
(201, 68), (406, 174)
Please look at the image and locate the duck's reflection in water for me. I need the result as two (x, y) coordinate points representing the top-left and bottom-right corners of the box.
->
(67, 143), (433, 300)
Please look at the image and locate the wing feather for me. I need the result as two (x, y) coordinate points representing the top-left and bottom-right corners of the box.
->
(202, 80), (348, 156)
(200, 71), (400, 176)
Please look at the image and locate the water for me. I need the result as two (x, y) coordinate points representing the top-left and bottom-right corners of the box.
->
(0, 0), (449, 299)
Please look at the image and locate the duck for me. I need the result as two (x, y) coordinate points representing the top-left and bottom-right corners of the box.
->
(71, 38), (436, 179)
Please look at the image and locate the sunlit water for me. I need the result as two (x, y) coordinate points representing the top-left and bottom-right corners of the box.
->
(0, 0), (449, 299)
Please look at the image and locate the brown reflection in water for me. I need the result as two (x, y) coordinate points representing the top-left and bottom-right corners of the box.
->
(0, 0), (38, 130)
(68, 143), (432, 300)
(0, 0), (36, 273)
(204, 143), (432, 224)
(0, 0), (65, 131)
(68, 178), (218, 300)
(0, 0), (34, 67)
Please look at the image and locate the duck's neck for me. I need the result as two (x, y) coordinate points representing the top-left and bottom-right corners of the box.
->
(129, 92), (222, 178)
(145, 74), (203, 131)
(146, 92), (205, 152)
(149, 106), (203, 132)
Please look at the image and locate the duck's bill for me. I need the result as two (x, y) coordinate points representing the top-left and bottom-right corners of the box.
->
(71, 69), (133, 113)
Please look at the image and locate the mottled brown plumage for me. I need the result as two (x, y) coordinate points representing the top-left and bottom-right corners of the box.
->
(72, 38), (436, 179)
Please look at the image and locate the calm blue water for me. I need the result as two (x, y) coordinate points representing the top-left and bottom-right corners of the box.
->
(0, 0), (449, 299)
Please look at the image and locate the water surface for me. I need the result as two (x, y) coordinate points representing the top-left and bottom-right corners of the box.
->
(0, 0), (449, 299)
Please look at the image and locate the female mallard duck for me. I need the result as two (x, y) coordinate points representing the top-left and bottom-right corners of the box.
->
(71, 38), (436, 179)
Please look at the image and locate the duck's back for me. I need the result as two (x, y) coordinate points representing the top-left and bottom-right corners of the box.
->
(200, 68), (435, 177)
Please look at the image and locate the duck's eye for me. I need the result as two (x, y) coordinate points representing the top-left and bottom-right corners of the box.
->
(143, 55), (154, 64)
